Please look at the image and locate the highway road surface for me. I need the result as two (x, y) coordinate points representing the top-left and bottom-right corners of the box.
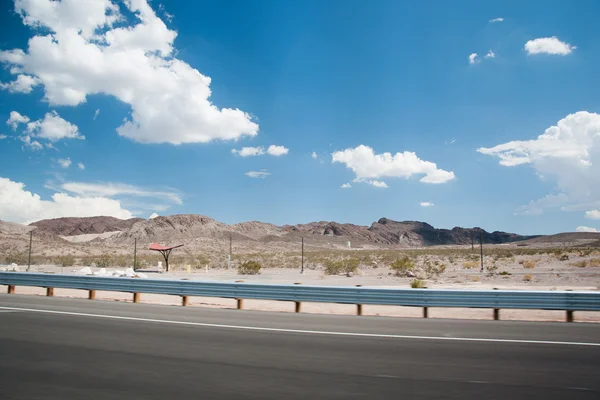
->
(1, 294), (599, 399)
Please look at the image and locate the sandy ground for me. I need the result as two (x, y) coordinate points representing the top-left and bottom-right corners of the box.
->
(2, 262), (600, 323)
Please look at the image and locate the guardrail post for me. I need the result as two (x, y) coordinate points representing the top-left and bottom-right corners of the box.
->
(295, 301), (301, 313)
(237, 298), (243, 310)
(46, 287), (54, 297)
(182, 296), (189, 306)
(7, 285), (15, 294)
(566, 310), (574, 323)
(423, 307), (429, 318)
(133, 293), (141, 303)
(493, 309), (500, 321)
(357, 304), (363, 316)
(88, 290), (96, 300)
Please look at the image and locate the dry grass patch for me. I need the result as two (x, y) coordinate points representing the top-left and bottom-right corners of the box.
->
(570, 260), (588, 268)
(523, 260), (536, 269)
(462, 261), (479, 269)
(588, 258), (600, 267)
(523, 274), (533, 282)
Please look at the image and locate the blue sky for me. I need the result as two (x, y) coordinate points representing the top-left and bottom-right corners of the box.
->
(1, 0), (600, 235)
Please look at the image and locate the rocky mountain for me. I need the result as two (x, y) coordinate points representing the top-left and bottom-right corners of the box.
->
(30, 216), (143, 236)
(0, 220), (36, 235)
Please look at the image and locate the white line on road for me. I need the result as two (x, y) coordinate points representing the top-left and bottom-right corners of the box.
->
(1, 305), (600, 347)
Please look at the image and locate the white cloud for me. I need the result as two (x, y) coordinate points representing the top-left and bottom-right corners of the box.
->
(266, 145), (289, 156)
(341, 183), (351, 188)
(232, 146), (265, 157)
(420, 202), (434, 207)
(586, 210), (600, 220)
(0, 74), (40, 93)
(77, 162), (85, 170)
(332, 145), (455, 186)
(312, 152), (318, 159)
(0, 177), (133, 224)
(93, 109), (100, 120)
(363, 179), (388, 188)
(58, 181), (182, 204)
(245, 170), (270, 179)
(478, 111), (600, 216)
(57, 158), (72, 168)
(489, 17), (504, 23)
(6, 111), (30, 130)
(576, 226), (598, 233)
(20, 135), (43, 151)
(149, 212), (159, 219)
(0, 134), (7, 140)
(0, 0), (258, 145)
(524, 37), (576, 55)
(469, 53), (479, 65)
(484, 50), (495, 59)
(26, 111), (83, 142)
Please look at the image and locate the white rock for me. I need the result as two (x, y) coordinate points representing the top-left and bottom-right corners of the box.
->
(0, 267), (7, 272)
(77, 266), (92, 275)
(134, 272), (148, 279)
(10, 263), (18, 267)
(124, 268), (136, 277)
(94, 268), (108, 276)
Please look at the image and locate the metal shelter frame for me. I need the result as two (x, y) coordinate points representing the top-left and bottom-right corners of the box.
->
(148, 243), (183, 272)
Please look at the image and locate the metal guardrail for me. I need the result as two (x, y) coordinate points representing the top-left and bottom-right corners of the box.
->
(1, 272), (599, 321)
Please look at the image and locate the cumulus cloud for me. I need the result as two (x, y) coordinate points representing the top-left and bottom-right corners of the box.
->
(57, 158), (71, 168)
(0, 74), (40, 93)
(576, 226), (597, 233)
(0, 177), (133, 224)
(77, 162), (85, 170)
(478, 111), (600, 216)
(489, 17), (504, 23)
(484, 50), (495, 59)
(266, 145), (289, 156)
(27, 111), (83, 141)
(469, 53), (479, 65)
(232, 146), (264, 157)
(363, 179), (388, 188)
(332, 145), (455, 187)
(0, 0), (258, 145)
(20, 135), (43, 151)
(245, 170), (270, 179)
(524, 37), (576, 55)
(6, 111), (29, 130)
(341, 183), (351, 188)
(420, 202), (434, 207)
(586, 210), (600, 220)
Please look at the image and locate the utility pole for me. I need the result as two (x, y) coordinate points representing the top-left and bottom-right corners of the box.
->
(301, 237), (304, 274)
(27, 230), (33, 272)
(479, 231), (484, 272)
(228, 232), (232, 272)
(471, 231), (474, 251)
(133, 238), (137, 271)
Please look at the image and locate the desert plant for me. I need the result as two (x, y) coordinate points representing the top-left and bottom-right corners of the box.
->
(485, 262), (498, 276)
(518, 259), (525, 265)
(558, 254), (569, 261)
(390, 256), (414, 276)
(462, 261), (479, 269)
(570, 260), (588, 268)
(238, 260), (262, 275)
(523, 260), (536, 269)
(95, 253), (112, 268)
(324, 258), (360, 276)
(410, 279), (426, 288)
(498, 271), (511, 276)
(523, 274), (533, 282)
(422, 260), (446, 278)
(4, 251), (28, 265)
(471, 276), (480, 282)
(589, 258), (600, 267)
(58, 255), (75, 267)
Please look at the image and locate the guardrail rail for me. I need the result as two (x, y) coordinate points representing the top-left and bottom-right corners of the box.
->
(1, 272), (599, 321)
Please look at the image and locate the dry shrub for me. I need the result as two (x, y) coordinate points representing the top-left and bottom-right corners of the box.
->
(471, 276), (480, 282)
(588, 258), (600, 267)
(390, 256), (414, 276)
(462, 261), (479, 269)
(324, 258), (359, 275)
(238, 260), (262, 275)
(58, 255), (75, 267)
(518, 259), (525, 265)
(523, 260), (536, 269)
(570, 260), (588, 268)
(410, 279), (426, 288)
(523, 274), (533, 282)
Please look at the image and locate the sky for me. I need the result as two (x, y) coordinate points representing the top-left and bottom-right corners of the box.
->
(0, 0), (599, 235)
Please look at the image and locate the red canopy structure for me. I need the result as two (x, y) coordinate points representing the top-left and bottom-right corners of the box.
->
(149, 243), (183, 272)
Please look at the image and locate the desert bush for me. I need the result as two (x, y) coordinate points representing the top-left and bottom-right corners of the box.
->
(4, 251), (28, 265)
(95, 253), (112, 268)
(485, 262), (498, 276)
(589, 258), (600, 267)
(471, 276), (480, 282)
(410, 279), (426, 288)
(523, 274), (533, 282)
(58, 255), (75, 267)
(390, 256), (414, 276)
(462, 261), (479, 269)
(518, 259), (525, 265)
(238, 260), (262, 275)
(558, 254), (569, 261)
(324, 258), (360, 276)
(523, 260), (536, 269)
(422, 260), (446, 278)
(570, 260), (588, 268)
(498, 271), (511, 276)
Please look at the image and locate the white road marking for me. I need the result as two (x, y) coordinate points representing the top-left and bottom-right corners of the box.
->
(1, 305), (600, 347)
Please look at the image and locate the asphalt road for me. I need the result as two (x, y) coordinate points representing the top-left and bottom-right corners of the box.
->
(1, 295), (599, 399)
